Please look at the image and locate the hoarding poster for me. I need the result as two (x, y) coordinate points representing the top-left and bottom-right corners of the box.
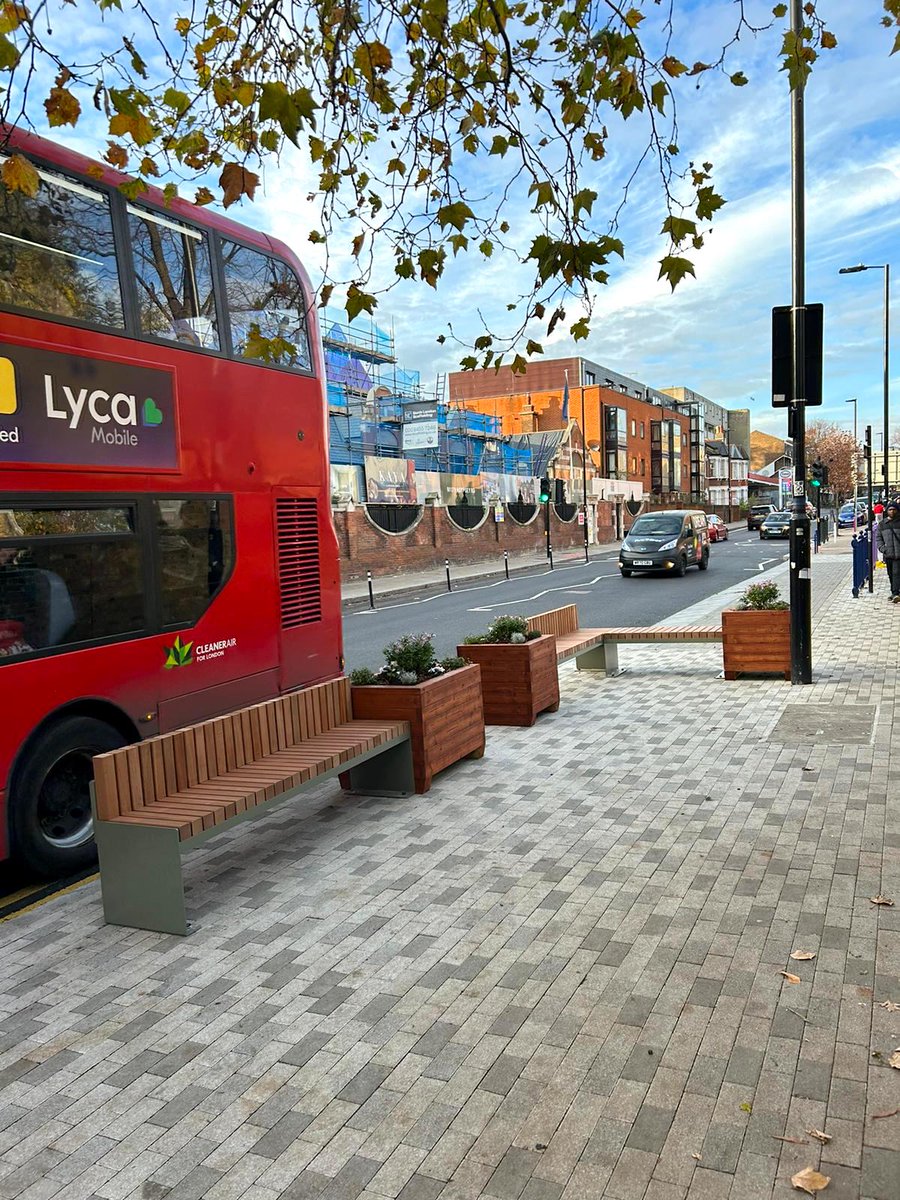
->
(480, 472), (523, 504)
(440, 473), (483, 507)
(414, 470), (442, 502)
(364, 456), (418, 503)
(330, 464), (364, 503)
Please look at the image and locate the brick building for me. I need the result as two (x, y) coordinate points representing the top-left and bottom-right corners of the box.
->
(449, 359), (692, 500)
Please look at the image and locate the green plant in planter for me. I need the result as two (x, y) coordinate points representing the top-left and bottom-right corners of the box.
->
(349, 633), (466, 686)
(463, 614), (541, 645)
(736, 581), (789, 611)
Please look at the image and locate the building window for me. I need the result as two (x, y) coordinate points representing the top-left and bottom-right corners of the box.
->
(584, 371), (596, 385)
(631, 420), (636, 436)
(640, 422), (645, 438)
(631, 457), (637, 473)
(641, 458), (646, 475)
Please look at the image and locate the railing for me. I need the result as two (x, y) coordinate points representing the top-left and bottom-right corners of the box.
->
(851, 529), (871, 597)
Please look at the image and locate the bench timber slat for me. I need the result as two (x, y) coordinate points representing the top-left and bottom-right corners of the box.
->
(91, 678), (414, 935)
(527, 605), (723, 674)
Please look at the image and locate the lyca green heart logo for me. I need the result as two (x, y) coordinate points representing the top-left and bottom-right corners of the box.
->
(142, 397), (164, 426)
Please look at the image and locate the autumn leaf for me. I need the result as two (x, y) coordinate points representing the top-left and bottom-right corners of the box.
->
(821, 31), (837, 49)
(791, 951), (816, 961)
(871, 1107), (900, 1119)
(780, 972), (802, 984)
(658, 255), (695, 290)
(791, 1167), (830, 1194)
(870, 896), (895, 906)
(889, 1049), (900, 1070)
(219, 162), (259, 207)
(878, 1000), (900, 1012)
(44, 84), (81, 127)
(806, 1129), (831, 1144)
(1, 153), (39, 197)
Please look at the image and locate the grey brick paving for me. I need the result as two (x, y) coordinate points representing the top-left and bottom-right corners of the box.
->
(1, 555), (898, 1199)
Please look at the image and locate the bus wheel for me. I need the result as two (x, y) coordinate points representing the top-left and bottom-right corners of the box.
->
(10, 716), (127, 877)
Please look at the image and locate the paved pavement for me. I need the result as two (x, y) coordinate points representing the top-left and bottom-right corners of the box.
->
(1, 550), (898, 1200)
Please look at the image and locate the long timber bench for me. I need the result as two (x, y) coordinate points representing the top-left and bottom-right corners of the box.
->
(527, 604), (723, 675)
(91, 678), (413, 935)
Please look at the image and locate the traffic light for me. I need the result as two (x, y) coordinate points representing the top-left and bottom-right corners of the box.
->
(809, 461), (824, 489)
(554, 479), (566, 505)
(539, 477), (551, 503)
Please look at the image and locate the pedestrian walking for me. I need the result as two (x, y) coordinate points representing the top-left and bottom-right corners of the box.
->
(876, 503), (900, 602)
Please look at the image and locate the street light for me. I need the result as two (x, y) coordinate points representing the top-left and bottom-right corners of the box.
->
(846, 397), (858, 531)
(839, 262), (890, 497)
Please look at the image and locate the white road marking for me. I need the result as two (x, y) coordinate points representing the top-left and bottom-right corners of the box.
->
(468, 574), (618, 612)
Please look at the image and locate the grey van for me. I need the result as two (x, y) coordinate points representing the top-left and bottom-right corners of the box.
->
(619, 510), (710, 577)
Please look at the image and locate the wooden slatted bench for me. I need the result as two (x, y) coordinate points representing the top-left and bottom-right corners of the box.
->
(527, 605), (723, 675)
(90, 678), (413, 936)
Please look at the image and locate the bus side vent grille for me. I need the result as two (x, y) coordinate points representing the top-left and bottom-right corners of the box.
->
(276, 498), (322, 627)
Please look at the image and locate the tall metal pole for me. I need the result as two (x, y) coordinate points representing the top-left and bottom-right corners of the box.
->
(788, 0), (812, 684)
(883, 265), (890, 495)
(865, 425), (874, 593)
(581, 385), (589, 561)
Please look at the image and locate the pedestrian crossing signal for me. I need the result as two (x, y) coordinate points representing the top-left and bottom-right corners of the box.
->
(539, 477), (551, 503)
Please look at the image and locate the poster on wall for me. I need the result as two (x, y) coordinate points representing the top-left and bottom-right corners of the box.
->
(330, 464), (364, 502)
(440, 473), (483, 507)
(364, 455), (418, 503)
(480, 472), (525, 504)
(414, 470), (442, 502)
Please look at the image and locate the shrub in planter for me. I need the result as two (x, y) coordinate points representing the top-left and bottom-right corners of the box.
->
(722, 582), (791, 680)
(458, 614), (560, 726)
(348, 634), (484, 792)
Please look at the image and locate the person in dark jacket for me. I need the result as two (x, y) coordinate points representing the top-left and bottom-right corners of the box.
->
(876, 503), (900, 602)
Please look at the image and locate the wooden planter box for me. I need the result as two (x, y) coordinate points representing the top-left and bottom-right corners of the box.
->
(456, 634), (560, 726)
(349, 663), (485, 793)
(722, 608), (791, 680)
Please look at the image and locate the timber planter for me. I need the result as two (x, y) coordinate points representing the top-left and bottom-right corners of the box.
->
(456, 634), (560, 726)
(721, 608), (791, 680)
(349, 663), (485, 793)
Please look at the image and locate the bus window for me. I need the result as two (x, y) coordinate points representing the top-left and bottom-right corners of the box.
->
(0, 161), (123, 327)
(220, 240), (311, 371)
(154, 497), (234, 627)
(128, 206), (220, 349)
(0, 505), (142, 658)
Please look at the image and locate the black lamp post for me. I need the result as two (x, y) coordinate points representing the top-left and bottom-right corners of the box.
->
(840, 262), (891, 496)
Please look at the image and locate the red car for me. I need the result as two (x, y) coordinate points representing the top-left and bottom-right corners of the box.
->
(707, 514), (729, 542)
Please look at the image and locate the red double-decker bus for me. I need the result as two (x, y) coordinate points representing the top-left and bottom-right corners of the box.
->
(0, 128), (342, 876)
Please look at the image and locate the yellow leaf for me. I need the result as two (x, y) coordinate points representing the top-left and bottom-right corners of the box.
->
(1, 153), (39, 197)
(780, 971), (802, 984)
(44, 84), (81, 128)
(821, 31), (837, 49)
(791, 1167), (830, 1194)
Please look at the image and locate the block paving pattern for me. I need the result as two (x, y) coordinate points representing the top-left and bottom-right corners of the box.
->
(1, 555), (898, 1200)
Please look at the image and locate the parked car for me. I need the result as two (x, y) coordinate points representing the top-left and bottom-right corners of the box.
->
(707, 514), (729, 542)
(747, 503), (777, 530)
(837, 502), (869, 529)
(619, 510), (710, 577)
(759, 511), (792, 539)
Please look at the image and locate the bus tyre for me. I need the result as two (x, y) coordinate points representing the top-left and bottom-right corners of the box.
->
(697, 550), (709, 571)
(10, 716), (127, 877)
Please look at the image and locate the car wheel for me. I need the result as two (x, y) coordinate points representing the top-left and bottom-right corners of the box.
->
(697, 550), (709, 571)
(620, 568), (632, 577)
(674, 555), (687, 578)
(9, 715), (128, 877)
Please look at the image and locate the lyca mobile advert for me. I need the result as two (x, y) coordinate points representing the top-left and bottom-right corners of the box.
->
(0, 343), (177, 469)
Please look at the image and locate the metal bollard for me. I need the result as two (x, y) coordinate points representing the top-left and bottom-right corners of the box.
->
(504, 550), (509, 580)
(367, 570), (376, 610)
(445, 559), (452, 592)
(548, 545), (554, 570)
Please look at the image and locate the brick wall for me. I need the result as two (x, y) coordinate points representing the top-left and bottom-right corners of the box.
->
(335, 502), (617, 581)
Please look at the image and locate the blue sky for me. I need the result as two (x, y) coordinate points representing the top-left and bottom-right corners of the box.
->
(16, 1), (900, 442)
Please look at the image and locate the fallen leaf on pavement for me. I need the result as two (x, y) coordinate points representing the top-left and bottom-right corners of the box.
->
(773, 1135), (808, 1144)
(740, 1101), (752, 1113)
(791, 1167), (830, 1194)
(871, 1107), (900, 1120)
(878, 1000), (900, 1012)
(870, 896), (895, 906)
(806, 1128), (831, 1144)
(780, 971), (802, 984)
(691, 1152), (702, 1161)
(791, 951), (817, 961)
(889, 1049), (900, 1070)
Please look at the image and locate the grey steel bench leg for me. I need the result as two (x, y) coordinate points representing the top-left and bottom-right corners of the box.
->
(94, 819), (189, 936)
(576, 641), (618, 674)
(345, 738), (415, 795)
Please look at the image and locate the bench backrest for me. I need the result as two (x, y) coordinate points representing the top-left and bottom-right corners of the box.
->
(93, 676), (351, 820)
(527, 604), (579, 638)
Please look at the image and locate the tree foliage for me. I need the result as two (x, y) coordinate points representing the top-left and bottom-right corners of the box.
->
(0, 0), (887, 368)
(807, 419), (858, 500)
